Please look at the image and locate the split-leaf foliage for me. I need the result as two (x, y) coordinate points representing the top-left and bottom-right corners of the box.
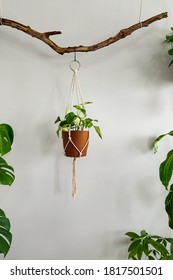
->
(0, 123), (15, 257)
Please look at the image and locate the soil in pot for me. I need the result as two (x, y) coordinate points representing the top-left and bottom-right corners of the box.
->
(62, 130), (89, 157)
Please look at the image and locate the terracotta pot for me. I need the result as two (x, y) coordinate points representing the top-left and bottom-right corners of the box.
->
(62, 130), (89, 157)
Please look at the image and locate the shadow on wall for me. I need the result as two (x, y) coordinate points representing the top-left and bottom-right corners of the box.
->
(136, 29), (173, 84)
(100, 230), (129, 260)
(36, 121), (58, 155)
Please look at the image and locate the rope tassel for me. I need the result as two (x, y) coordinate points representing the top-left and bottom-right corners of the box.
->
(72, 158), (77, 198)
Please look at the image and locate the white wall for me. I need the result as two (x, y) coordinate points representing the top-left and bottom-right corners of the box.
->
(0, 0), (173, 259)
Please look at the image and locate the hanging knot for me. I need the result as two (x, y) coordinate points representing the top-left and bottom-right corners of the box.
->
(79, 152), (82, 157)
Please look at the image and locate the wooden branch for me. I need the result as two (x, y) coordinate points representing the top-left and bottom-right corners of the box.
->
(1, 12), (168, 55)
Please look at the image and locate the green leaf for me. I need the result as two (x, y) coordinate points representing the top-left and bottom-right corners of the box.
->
(168, 253), (173, 260)
(152, 249), (159, 258)
(0, 228), (12, 244)
(73, 105), (81, 110)
(149, 239), (169, 256)
(0, 157), (15, 186)
(65, 112), (77, 124)
(83, 102), (93, 105)
(168, 60), (173, 67)
(153, 130), (173, 153)
(166, 238), (173, 244)
(0, 124), (14, 156)
(165, 35), (173, 42)
(0, 209), (12, 257)
(0, 209), (5, 217)
(168, 49), (173, 55)
(125, 232), (140, 240)
(162, 239), (167, 247)
(142, 238), (149, 256)
(137, 245), (143, 260)
(151, 235), (162, 239)
(128, 239), (141, 252)
(59, 120), (68, 127)
(93, 126), (102, 139)
(140, 230), (148, 236)
(0, 217), (10, 231)
(159, 150), (173, 189)
(128, 243), (141, 259)
(170, 243), (173, 254)
(148, 255), (155, 260)
(80, 108), (86, 117)
(55, 116), (61, 124)
(0, 236), (10, 257)
(83, 118), (93, 129)
(165, 185), (173, 229)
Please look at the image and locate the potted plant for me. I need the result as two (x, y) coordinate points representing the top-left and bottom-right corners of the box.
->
(55, 102), (102, 157)
(165, 27), (173, 67)
(0, 123), (15, 257)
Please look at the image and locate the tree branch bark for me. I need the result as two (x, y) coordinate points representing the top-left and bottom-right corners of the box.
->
(1, 12), (168, 55)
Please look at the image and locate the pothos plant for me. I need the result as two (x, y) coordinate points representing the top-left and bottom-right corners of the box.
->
(0, 123), (15, 257)
(55, 101), (102, 139)
(125, 130), (173, 260)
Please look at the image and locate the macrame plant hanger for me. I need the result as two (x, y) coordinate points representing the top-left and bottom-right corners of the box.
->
(64, 53), (89, 198)
(64, 0), (144, 198)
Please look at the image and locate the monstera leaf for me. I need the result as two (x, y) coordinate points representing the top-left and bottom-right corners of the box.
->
(0, 124), (14, 156)
(0, 209), (12, 257)
(0, 157), (15, 186)
(0, 123), (14, 257)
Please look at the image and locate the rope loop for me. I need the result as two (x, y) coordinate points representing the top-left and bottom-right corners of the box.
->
(69, 60), (81, 72)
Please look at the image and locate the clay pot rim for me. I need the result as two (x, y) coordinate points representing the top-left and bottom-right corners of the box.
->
(62, 130), (89, 133)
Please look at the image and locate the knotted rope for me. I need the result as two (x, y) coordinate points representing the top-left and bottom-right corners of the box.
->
(72, 158), (77, 198)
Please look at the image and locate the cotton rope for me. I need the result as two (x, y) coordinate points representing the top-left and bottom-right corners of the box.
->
(66, 68), (84, 112)
(0, 0), (3, 25)
(65, 61), (89, 198)
(72, 158), (77, 198)
(139, 0), (143, 28)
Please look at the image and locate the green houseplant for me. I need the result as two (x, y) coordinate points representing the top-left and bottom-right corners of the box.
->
(0, 123), (15, 257)
(165, 27), (173, 67)
(126, 230), (173, 260)
(55, 102), (102, 157)
(125, 130), (173, 260)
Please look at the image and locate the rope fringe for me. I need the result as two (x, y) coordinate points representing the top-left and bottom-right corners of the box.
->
(72, 158), (77, 198)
